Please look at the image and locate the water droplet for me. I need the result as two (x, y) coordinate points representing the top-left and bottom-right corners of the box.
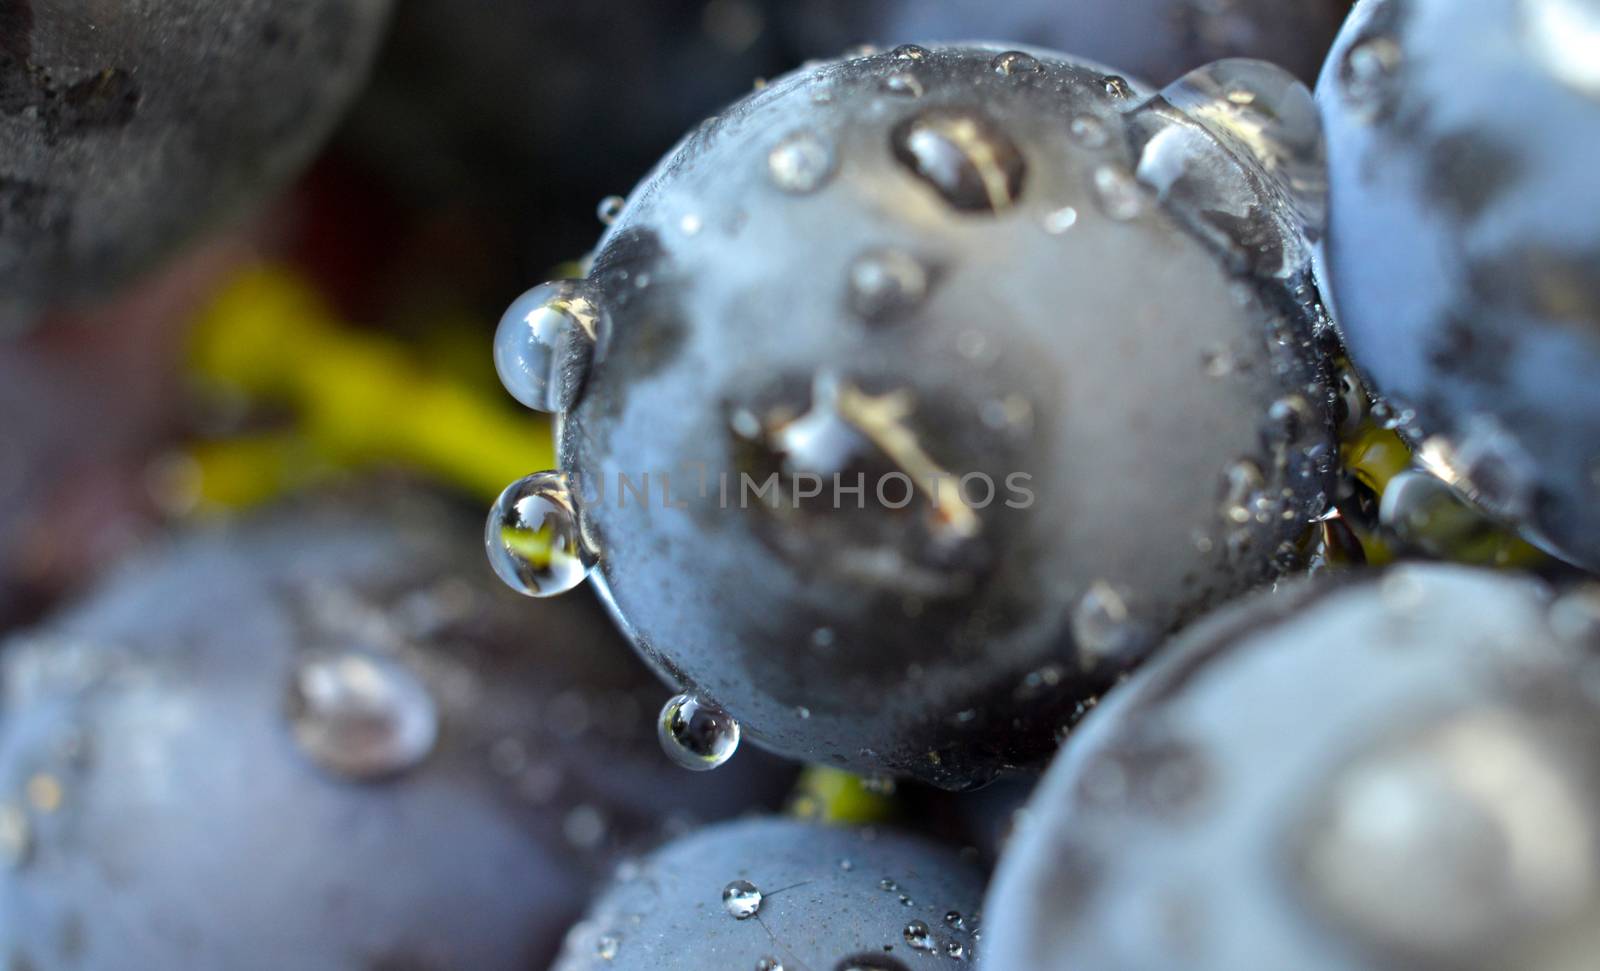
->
(839, 857), (854, 871)
(597, 195), (626, 226)
(596, 933), (621, 960)
(944, 911), (966, 931)
(1090, 164), (1144, 220)
(991, 50), (1041, 76)
(891, 107), (1027, 213)
(1072, 581), (1148, 662)
(945, 940), (967, 960)
(493, 281), (608, 414)
(723, 879), (763, 919)
(1221, 459), (1268, 525)
(680, 213), (704, 236)
(486, 472), (597, 598)
(1103, 75), (1134, 98)
(1069, 115), (1110, 148)
(891, 44), (929, 62)
(1159, 58), (1327, 233)
(880, 73), (925, 98)
(768, 130), (837, 194)
(1340, 35), (1402, 117)
(287, 651), (439, 781)
(756, 958), (785, 971)
(1524, 0), (1600, 100)
(0, 802), (30, 870)
(848, 248), (929, 322)
(904, 920), (935, 951)
(879, 877), (898, 891)
(1042, 206), (1079, 234)
(658, 693), (741, 771)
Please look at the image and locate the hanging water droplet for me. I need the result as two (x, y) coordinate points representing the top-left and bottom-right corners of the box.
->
(1159, 58), (1328, 233)
(1090, 164), (1144, 220)
(847, 248), (930, 322)
(286, 651), (439, 781)
(991, 50), (1041, 76)
(596, 195), (626, 226)
(493, 280), (609, 413)
(486, 472), (597, 598)
(596, 933), (621, 960)
(880, 73), (925, 98)
(891, 44), (929, 62)
(904, 920), (935, 951)
(722, 879), (763, 919)
(768, 130), (837, 194)
(658, 693), (741, 771)
(891, 107), (1026, 213)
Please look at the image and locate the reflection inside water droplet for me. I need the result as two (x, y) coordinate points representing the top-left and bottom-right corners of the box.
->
(658, 693), (741, 770)
(486, 472), (597, 598)
(891, 107), (1027, 213)
(493, 280), (609, 413)
(287, 651), (438, 781)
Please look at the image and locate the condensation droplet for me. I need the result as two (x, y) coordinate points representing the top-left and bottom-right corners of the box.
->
(1221, 459), (1268, 526)
(287, 651), (439, 781)
(891, 44), (929, 62)
(658, 693), (741, 771)
(493, 281), (609, 414)
(848, 248), (930, 322)
(596, 933), (621, 960)
(597, 195), (626, 226)
(486, 472), (597, 598)
(880, 73), (925, 98)
(992, 50), (1041, 76)
(723, 879), (763, 919)
(904, 920), (935, 951)
(1090, 164), (1144, 220)
(768, 130), (837, 194)
(757, 958), (786, 971)
(1103, 75), (1134, 98)
(891, 107), (1027, 213)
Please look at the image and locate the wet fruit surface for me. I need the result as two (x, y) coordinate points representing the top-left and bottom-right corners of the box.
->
(0, 0), (391, 327)
(983, 565), (1600, 969)
(1319, 0), (1600, 570)
(497, 44), (1338, 788)
(549, 817), (986, 970)
(0, 486), (792, 970)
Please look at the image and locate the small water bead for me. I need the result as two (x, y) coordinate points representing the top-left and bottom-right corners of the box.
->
(286, 651), (439, 781)
(768, 130), (837, 195)
(904, 920), (935, 951)
(891, 44), (930, 62)
(722, 879), (764, 919)
(1102, 75), (1134, 98)
(1072, 581), (1148, 662)
(493, 280), (608, 413)
(595, 934), (621, 960)
(1069, 115), (1109, 148)
(596, 195), (625, 226)
(1090, 164), (1144, 221)
(880, 73), (925, 98)
(945, 940), (967, 960)
(486, 472), (597, 598)
(944, 911), (966, 931)
(879, 877), (898, 891)
(658, 693), (741, 771)
(847, 248), (929, 322)
(891, 107), (1027, 214)
(991, 50), (1041, 76)
(756, 959), (785, 971)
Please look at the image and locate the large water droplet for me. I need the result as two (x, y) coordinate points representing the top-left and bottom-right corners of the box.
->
(891, 108), (1026, 213)
(287, 651), (439, 781)
(1159, 58), (1327, 233)
(493, 280), (608, 413)
(904, 920), (935, 951)
(848, 248), (929, 322)
(991, 50), (1041, 76)
(768, 130), (837, 194)
(658, 693), (741, 771)
(722, 879), (763, 919)
(486, 472), (597, 598)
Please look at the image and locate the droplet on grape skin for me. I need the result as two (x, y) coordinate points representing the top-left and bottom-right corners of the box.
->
(847, 248), (929, 322)
(768, 130), (837, 194)
(492, 280), (609, 414)
(890, 107), (1026, 213)
(722, 879), (763, 919)
(658, 693), (741, 771)
(486, 472), (597, 598)
(286, 651), (439, 782)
